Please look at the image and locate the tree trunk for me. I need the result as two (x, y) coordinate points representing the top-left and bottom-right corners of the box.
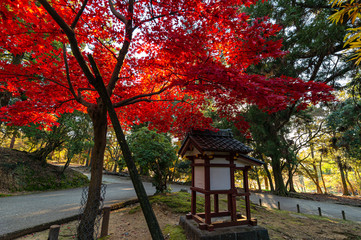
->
(77, 104), (107, 240)
(336, 157), (350, 196)
(255, 169), (262, 191)
(62, 154), (72, 174)
(355, 166), (361, 194)
(263, 163), (274, 192)
(88, 60), (164, 239)
(264, 175), (269, 191)
(300, 163), (322, 194)
(319, 156), (327, 194)
(85, 147), (92, 167)
(312, 162), (323, 194)
(345, 170), (356, 196)
(271, 155), (287, 196)
(9, 132), (16, 149)
(287, 171), (296, 192)
(286, 162), (296, 193)
(112, 162), (117, 173)
(33, 140), (64, 165)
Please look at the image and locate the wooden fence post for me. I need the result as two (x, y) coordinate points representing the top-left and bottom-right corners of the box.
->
(48, 225), (60, 240)
(318, 207), (322, 216)
(277, 201), (280, 210)
(259, 199), (262, 206)
(100, 206), (111, 238)
(297, 204), (300, 213)
(342, 210), (346, 220)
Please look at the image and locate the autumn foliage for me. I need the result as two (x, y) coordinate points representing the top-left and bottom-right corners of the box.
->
(0, 0), (333, 135)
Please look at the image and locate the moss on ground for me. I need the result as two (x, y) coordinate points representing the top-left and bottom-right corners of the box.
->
(163, 225), (186, 240)
(0, 147), (89, 193)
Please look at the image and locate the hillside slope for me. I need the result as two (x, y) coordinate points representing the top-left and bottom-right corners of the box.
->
(0, 147), (89, 194)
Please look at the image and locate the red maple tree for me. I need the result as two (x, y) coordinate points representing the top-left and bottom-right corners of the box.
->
(0, 0), (333, 238)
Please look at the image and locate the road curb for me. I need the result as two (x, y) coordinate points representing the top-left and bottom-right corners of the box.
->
(0, 198), (139, 240)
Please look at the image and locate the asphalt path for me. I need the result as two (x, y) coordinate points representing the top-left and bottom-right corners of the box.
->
(0, 174), (187, 238)
(1, 173), (360, 238)
(249, 192), (361, 223)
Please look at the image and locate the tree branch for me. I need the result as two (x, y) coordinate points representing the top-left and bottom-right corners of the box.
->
(71, 0), (89, 29)
(94, 38), (117, 59)
(323, 64), (354, 84)
(135, 11), (179, 29)
(106, 0), (134, 95)
(113, 87), (170, 108)
(62, 43), (93, 108)
(38, 0), (96, 85)
(309, 55), (325, 81)
(108, 0), (127, 25)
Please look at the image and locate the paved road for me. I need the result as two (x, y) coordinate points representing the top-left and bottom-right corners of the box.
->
(1, 173), (360, 238)
(0, 174), (187, 238)
(249, 192), (361, 223)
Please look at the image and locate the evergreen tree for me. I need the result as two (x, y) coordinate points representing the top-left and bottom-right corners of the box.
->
(242, 0), (356, 195)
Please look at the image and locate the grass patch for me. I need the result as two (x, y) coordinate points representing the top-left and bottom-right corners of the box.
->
(0, 193), (11, 197)
(163, 225), (186, 240)
(150, 192), (204, 213)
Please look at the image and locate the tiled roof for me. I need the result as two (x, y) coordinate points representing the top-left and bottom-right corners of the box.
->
(179, 129), (253, 155)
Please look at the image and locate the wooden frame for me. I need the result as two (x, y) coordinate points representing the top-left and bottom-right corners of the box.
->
(187, 154), (256, 231)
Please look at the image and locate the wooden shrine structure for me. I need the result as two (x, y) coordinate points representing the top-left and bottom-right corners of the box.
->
(179, 129), (264, 231)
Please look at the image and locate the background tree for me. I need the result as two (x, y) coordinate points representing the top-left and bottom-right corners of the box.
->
(326, 96), (361, 195)
(18, 111), (93, 167)
(128, 127), (177, 193)
(105, 128), (125, 173)
(0, 0), (333, 238)
(329, 0), (361, 64)
(232, 0), (355, 195)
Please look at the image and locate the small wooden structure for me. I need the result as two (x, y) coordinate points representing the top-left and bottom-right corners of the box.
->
(179, 129), (264, 231)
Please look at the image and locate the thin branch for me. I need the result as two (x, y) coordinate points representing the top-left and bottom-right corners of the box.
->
(113, 86), (169, 108)
(63, 0), (117, 58)
(94, 37), (117, 59)
(38, 0), (96, 85)
(309, 55), (324, 81)
(117, 98), (184, 107)
(63, 44), (78, 100)
(108, 0), (128, 24)
(323, 65), (354, 83)
(54, 98), (77, 110)
(107, 0), (134, 94)
(62, 43), (93, 108)
(71, 0), (89, 29)
(1, 72), (68, 89)
(77, 88), (97, 100)
(295, 2), (331, 9)
(135, 11), (179, 29)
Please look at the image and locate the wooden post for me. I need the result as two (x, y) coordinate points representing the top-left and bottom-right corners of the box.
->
(191, 190), (196, 215)
(277, 201), (281, 210)
(204, 158), (211, 224)
(214, 194), (219, 213)
(48, 225), (60, 240)
(259, 199), (262, 206)
(205, 194), (211, 224)
(342, 210), (346, 220)
(318, 207), (322, 216)
(190, 157), (196, 215)
(297, 204), (300, 213)
(230, 158), (236, 222)
(100, 206), (111, 238)
(227, 194), (232, 213)
(243, 167), (251, 221)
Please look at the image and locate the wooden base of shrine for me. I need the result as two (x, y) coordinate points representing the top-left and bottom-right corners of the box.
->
(186, 212), (257, 231)
(180, 216), (269, 240)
